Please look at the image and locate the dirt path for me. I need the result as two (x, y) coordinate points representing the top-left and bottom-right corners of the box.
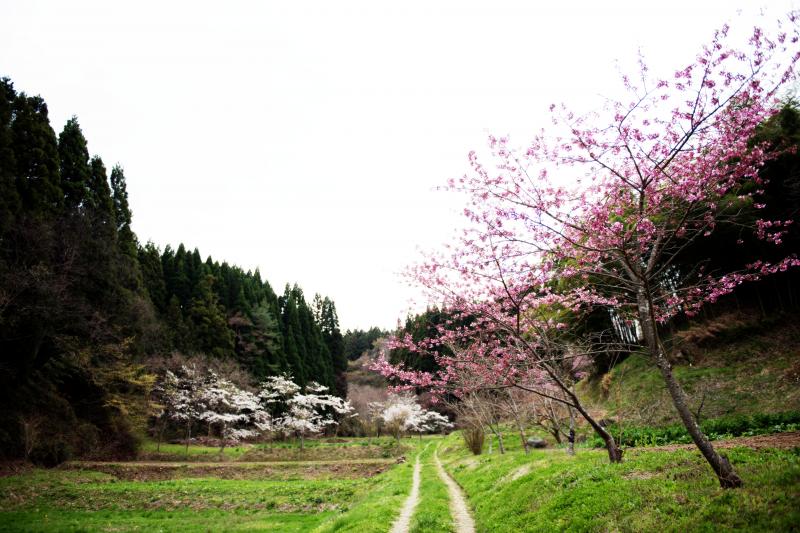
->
(389, 454), (422, 533)
(434, 450), (475, 533)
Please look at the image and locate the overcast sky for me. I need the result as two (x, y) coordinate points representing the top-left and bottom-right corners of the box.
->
(2, 0), (792, 330)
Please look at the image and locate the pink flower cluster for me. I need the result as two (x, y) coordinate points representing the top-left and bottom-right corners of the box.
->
(375, 13), (800, 398)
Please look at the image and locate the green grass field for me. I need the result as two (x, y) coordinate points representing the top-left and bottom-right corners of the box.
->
(2, 429), (799, 532)
(0, 438), (430, 532)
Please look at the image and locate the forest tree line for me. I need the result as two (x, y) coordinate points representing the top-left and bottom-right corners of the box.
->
(0, 77), (346, 463)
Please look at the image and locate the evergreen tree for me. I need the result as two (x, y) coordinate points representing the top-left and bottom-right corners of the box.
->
(86, 156), (116, 234)
(139, 242), (168, 313)
(280, 286), (306, 386)
(165, 294), (189, 349)
(187, 274), (234, 358)
(10, 91), (61, 213)
(58, 117), (90, 212)
(315, 295), (347, 396)
(230, 303), (284, 378)
(0, 78), (20, 236)
(110, 165), (136, 258)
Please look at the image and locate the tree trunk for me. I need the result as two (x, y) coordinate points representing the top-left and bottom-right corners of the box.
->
(546, 401), (563, 444)
(508, 392), (530, 454)
(556, 388), (622, 463)
(219, 423), (227, 455)
(157, 420), (166, 452)
(550, 428), (562, 444)
(487, 424), (505, 454)
(516, 423), (529, 455)
(567, 407), (576, 456)
(637, 290), (742, 488)
(185, 421), (191, 455)
(571, 399), (622, 462)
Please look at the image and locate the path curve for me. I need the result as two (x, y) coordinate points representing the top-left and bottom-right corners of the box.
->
(434, 450), (475, 533)
(389, 454), (422, 533)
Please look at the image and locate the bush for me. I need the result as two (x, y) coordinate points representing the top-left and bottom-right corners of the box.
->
(588, 411), (800, 448)
(462, 425), (485, 455)
(29, 438), (72, 467)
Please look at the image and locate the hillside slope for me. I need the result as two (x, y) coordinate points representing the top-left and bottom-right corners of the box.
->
(579, 313), (800, 427)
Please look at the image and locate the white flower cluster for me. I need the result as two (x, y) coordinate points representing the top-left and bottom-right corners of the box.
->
(270, 379), (355, 439)
(378, 394), (452, 435)
(155, 369), (355, 447)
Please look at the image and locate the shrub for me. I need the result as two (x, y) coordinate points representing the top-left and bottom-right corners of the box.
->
(462, 425), (485, 455)
(29, 438), (72, 467)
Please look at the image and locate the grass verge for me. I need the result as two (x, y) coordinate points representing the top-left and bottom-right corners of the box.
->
(437, 432), (800, 532)
(314, 440), (427, 532)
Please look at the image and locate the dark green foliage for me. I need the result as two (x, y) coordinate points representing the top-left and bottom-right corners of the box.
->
(187, 275), (235, 358)
(86, 156), (115, 233)
(138, 241), (167, 312)
(0, 78), (21, 235)
(58, 117), (90, 211)
(9, 89), (61, 213)
(0, 77), (353, 462)
(390, 307), (458, 374)
(153, 244), (342, 389)
(343, 327), (387, 360)
(110, 165), (136, 259)
(230, 304), (285, 378)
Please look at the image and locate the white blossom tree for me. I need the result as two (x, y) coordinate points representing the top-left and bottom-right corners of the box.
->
(259, 376), (355, 449)
(155, 365), (272, 455)
(198, 371), (271, 453)
(160, 365), (206, 454)
(379, 394), (451, 443)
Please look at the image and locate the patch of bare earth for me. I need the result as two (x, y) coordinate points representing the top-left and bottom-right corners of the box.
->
(503, 464), (532, 483)
(62, 459), (393, 481)
(0, 461), (32, 478)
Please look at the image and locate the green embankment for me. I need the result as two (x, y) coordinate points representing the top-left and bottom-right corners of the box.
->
(579, 315), (800, 426)
(313, 449), (416, 533)
(436, 432), (800, 532)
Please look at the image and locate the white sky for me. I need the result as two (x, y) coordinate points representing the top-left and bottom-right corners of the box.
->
(1, 0), (792, 330)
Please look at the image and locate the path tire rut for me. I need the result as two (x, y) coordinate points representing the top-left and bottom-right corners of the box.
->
(434, 450), (475, 533)
(389, 455), (422, 533)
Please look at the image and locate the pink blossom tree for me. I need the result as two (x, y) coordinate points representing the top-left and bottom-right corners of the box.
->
(374, 305), (619, 459)
(378, 14), (800, 488)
